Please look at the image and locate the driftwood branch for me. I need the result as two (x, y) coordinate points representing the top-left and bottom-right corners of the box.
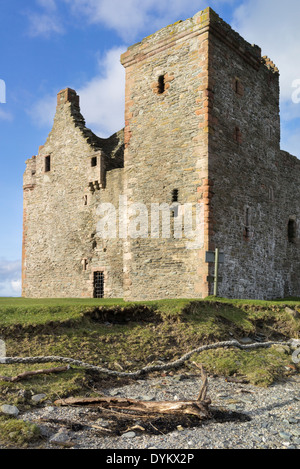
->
(0, 365), (70, 383)
(55, 396), (210, 419)
(54, 365), (211, 420)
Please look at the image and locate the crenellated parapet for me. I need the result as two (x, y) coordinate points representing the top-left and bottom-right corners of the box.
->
(261, 55), (279, 74)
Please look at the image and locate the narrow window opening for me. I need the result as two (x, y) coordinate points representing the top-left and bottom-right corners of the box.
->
(244, 207), (250, 241)
(157, 75), (165, 94)
(234, 78), (244, 96)
(84, 195), (88, 206)
(93, 271), (104, 298)
(235, 79), (239, 94)
(288, 219), (297, 243)
(91, 232), (97, 250)
(45, 155), (51, 172)
(171, 189), (179, 218)
(91, 157), (97, 167)
(82, 259), (88, 271)
(234, 126), (242, 144)
(172, 189), (179, 203)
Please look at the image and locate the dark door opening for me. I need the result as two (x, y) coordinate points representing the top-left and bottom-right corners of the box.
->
(94, 271), (104, 298)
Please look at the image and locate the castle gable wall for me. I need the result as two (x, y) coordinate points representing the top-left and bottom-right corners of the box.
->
(22, 89), (124, 298)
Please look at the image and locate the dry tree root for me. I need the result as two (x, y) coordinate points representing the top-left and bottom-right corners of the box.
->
(54, 365), (211, 420)
(54, 396), (211, 419)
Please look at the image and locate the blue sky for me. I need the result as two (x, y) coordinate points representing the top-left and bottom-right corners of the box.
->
(0, 0), (299, 296)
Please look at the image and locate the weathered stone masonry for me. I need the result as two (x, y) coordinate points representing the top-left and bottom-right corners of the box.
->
(22, 89), (124, 298)
(22, 7), (300, 300)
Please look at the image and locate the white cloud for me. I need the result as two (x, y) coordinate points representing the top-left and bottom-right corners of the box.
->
(29, 1), (300, 153)
(64, 0), (231, 41)
(232, 0), (300, 158)
(232, 0), (300, 102)
(0, 259), (22, 297)
(29, 94), (57, 128)
(11, 279), (22, 292)
(78, 47), (126, 137)
(30, 47), (126, 138)
(0, 280), (22, 297)
(36, 0), (57, 12)
(27, 13), (64, 37)
(281, 121), (300, 158)
(0, 108), (13, 121)
(26, 0), (64, 37)
(281, 101), (300, 122)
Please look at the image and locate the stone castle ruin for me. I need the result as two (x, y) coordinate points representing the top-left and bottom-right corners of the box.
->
(22, 7), (300, 301)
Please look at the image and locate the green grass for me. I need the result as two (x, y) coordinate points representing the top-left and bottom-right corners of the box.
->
(0, 296), (299, 447)
(0, 297), (192, 326)
(1, 296), (299, 325)
(0, 298), (126, 326)
(204, 296), (300, 307)
(0, 363), (89, 404)
(192, 347), (293, 387)
(0, 298), (126, 307)
(0, 415), (40, 448)
(0, 297), (298, 376)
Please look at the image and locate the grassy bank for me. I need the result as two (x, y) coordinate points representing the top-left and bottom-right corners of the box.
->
(1, 295), (300, 321)
(0, 297), (299, 447)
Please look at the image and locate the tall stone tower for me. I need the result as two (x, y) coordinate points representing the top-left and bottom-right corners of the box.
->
(120, 7), (299, 301)
(120, 9), (216, 300)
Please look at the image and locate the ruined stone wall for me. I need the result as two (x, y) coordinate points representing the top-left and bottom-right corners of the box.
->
(206, 11), (300, 299)
(22, 89), (124, 298)
(275, 151), (300, 298)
